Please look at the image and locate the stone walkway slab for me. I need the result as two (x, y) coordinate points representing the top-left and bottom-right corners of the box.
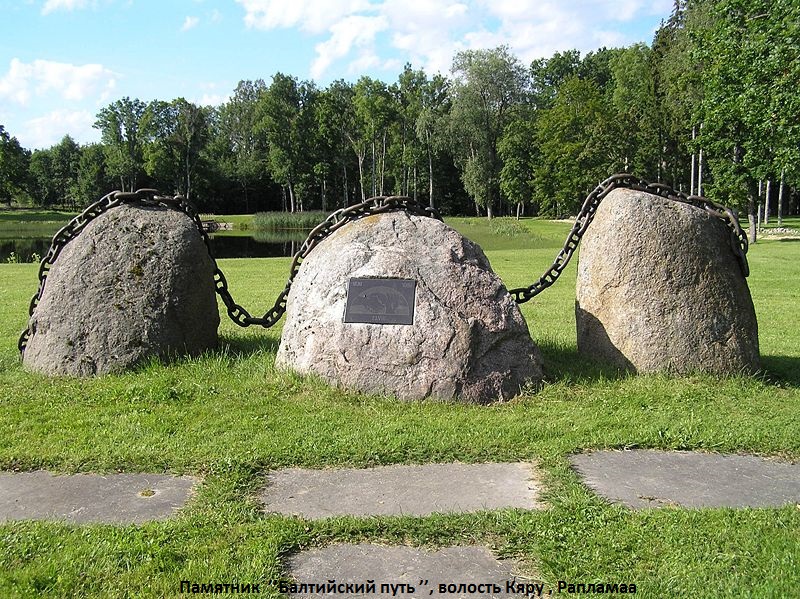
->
(287, 543), (535, 598)
(261, 462), (542, 519)
(570, 450), (800, 509)
(0, 471), (198, 524)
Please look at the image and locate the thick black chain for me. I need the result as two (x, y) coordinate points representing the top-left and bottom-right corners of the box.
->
(17, 189), (201, 354)
(18, 191), (441, 354)
(19, 190), (123, 353)
(220, 195), (442, 328)
(19, 175), (745, 354)
(508, 173), (750, 304)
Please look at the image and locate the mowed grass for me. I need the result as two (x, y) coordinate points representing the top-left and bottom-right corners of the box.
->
(0, 217), (798, 598)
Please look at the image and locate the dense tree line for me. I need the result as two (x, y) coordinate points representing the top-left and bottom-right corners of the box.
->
(1, 0), (797, 235)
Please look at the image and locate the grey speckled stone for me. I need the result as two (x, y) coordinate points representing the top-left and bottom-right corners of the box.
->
(576, 188), (759, 374)
(570, 450), (800, 509)
(260, 462), (543, 519)
(0, 471), (198, 524)
(23, 203), (219, 376)
(275, 211), (542, 403)
(287, 544), (537, 598)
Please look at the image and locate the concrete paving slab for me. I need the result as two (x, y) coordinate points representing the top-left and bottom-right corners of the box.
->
(287, 543), (536, 598)
(261, 462), (542, 519)
(570, 450), (800, 509)
(0, 470), (198, 524)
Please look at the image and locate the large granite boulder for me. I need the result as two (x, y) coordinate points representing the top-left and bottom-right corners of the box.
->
(276, 211), (543, 403)
(23, 203), (219, 376)
(576, 187), (759, 374)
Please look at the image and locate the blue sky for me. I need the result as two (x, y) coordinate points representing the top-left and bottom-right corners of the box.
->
(1, 0), (673, 149)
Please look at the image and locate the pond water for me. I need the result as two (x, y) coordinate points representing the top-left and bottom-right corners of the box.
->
(0, 234), (302, 263)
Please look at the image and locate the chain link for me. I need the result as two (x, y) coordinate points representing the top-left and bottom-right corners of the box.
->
(508, 173), (750, 304)
(19, 190), (125, 353)
(232, 195), (442, 327)
(18, 191), (441, 354)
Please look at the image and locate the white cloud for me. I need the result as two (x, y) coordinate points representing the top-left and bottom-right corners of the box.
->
(484, 10), (586, 65)
(182, 15), (200, 31)
(41, 0), (91, 15)
(476, 0), (658, 65)
(0, 59), (33, 104)
(0, 58), (116, 106)
(649, 0), (673, 14)
(382, 0), (468, 27)
(22, 109), (98, 149)
(383, 0), (472, 74)
(591, 29), (628, 48)
(310, 15), (388, 79)
(606, 0), (645, 21)
(236, 0), (373, 34)
(347, 52), (381, 75)
(346, 52), (401, 76)
(196, 93), (230, 106)
(236, 0), (667, 80)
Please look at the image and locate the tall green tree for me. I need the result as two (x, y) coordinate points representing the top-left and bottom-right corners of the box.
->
(212, 80), (269, 212)
(0, 125), (30, 205)
(29, 149), (57, 206)
(315, 80), (357, 209)
(76, 143), (111, 205)
(578, 48), (620, 90)
(341, 82), (369, 202)
(141, 100), (178, 191)
(694, 0), (800, 242)
(50, 135), (82, 208)
(142, 98), (208, 200)
(94, 97), (147, 192)
(353, 76), (395, 198)
(609, 43), (660, 179)
(498, 116), (537, 216)
(534, 76), (616, 216)
(391, 65), (425, 199)
(652, 0), (711, 190)
(530, 50), (580, 109)
(449, 46), (528, 217)
(415, 73), (450, 209)
(258, 73), (317, 212)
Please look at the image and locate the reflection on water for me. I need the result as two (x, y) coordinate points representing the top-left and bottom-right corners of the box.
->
(0, 234), (303, 263)
(0, 238), (52, 263)
(207, 234), (301, 258)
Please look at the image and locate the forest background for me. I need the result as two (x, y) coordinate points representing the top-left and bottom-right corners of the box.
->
(0, 0), (797, 244)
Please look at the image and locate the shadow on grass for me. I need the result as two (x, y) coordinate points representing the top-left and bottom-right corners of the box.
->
(219, 334), (280, 357)
(538, 339), (631, 384)
(212, 333), (633, 384)
(212, 332), (798, 391)
(760, 355), (800, 387)
(541, 343), (800, 389)
(776, 238), (800, 243)
(128, 336), (279, 373)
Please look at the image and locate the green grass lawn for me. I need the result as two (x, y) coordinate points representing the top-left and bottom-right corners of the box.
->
(761, 215), (800, 228)
(0, 217), (798, 598)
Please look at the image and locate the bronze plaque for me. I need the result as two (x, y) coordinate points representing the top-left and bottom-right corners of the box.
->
(344, 278), (416, 325)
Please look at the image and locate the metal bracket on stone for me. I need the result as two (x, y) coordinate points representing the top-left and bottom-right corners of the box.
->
(344, 278), (417, 325)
